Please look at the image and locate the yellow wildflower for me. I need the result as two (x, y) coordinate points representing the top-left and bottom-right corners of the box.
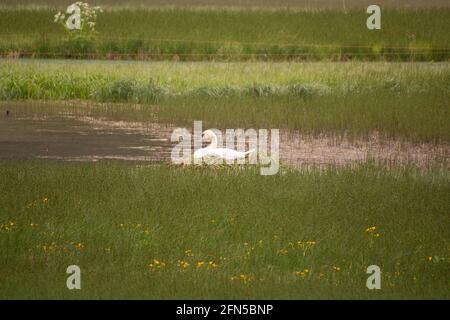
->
(294, 269), (310, 277)
(177, 260), (190, 269)
(148, 259), (165, 268)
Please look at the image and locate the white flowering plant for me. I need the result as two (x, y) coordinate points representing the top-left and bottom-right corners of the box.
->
(54, 2), (103, 38)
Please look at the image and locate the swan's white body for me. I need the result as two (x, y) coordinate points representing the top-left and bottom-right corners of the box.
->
(193, 130), (255, 160)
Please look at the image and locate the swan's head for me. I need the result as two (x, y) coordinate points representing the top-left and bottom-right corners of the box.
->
(202, 129), (217, 141)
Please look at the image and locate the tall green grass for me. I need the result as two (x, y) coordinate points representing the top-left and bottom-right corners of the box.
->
(1, 8), (450, 61)
(2, 60), (449, 98)
(0, 161), (448, 299)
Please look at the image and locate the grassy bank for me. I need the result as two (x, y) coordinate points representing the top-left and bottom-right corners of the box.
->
(0, 162), (448, 299)
(1, 8), (450, 61)
(2, 60), (449, 97)
(1, 60), (449, 142)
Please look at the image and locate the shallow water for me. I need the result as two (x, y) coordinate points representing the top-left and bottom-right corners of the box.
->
(0, 103), (175, 162)
(0, 101), (448, 167)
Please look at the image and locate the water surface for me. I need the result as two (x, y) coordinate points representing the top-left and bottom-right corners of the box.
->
(1, 101), (448, 167)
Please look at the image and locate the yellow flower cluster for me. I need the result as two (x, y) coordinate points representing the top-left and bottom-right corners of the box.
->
(231, 274), (254, 283)
(71, 242), (84, 250)
(177, 260), (190, 269)
(277, 240), (317, 256)
(366, 226), (381, 238)
(0, 221), (16, 231)
(148, 259), (166, 269)
(36, 241), (84, 254)
(294, 269), (310, 277)
(36, 243), (58, 253)
(147, 256), (220, 270)
(0, 221), (41, 232)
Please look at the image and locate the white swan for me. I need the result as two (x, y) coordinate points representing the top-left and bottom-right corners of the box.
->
(193, 129), (256, 161)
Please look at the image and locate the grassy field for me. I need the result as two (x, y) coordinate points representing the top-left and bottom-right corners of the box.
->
(2, 0), (450, 8)
(1, 8), (449, 61)
(1, 60), (449, 141)
(0, 161), (448, 299)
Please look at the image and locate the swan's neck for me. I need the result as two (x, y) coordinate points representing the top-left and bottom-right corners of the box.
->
(205, 134), (218, 149)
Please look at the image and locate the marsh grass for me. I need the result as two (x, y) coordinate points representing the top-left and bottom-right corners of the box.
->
(1, 60), (449, 141)
(2, 60), (448, 98)
(151, 93), (450, 143)
(0, 161), (448, 299)
(1, 8), (450, 61)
